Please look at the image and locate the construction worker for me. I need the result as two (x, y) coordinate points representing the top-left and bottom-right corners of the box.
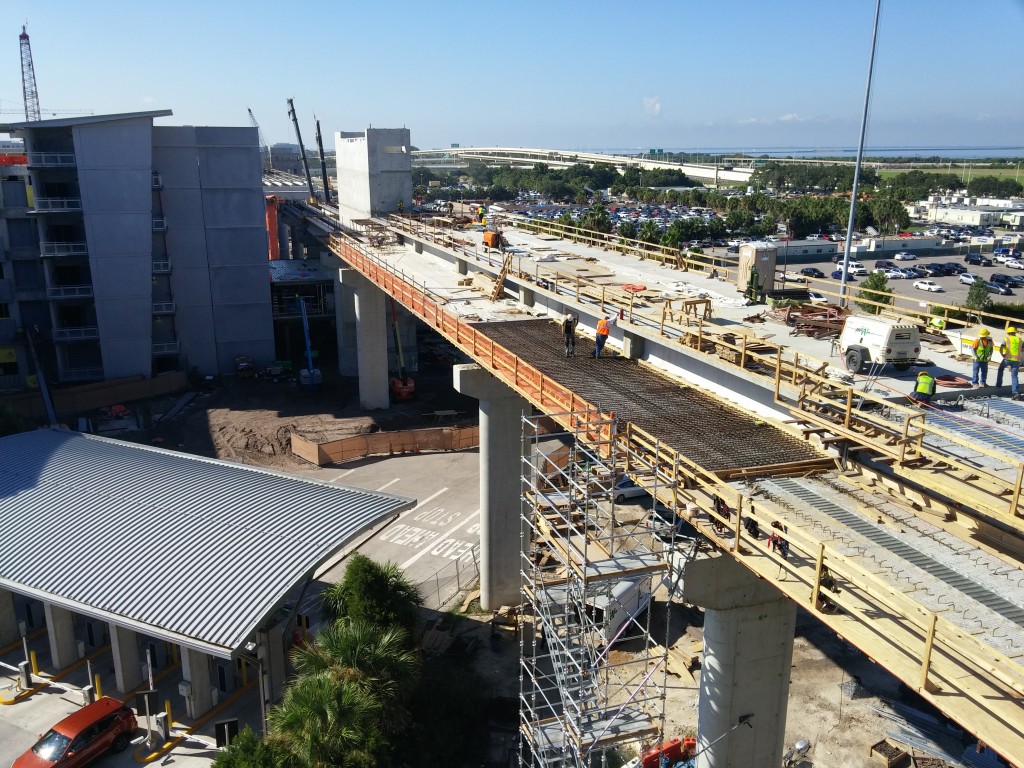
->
(994, 326), (1021, 399)
(592, 316), (610, 358)
(971, 328), (994, 388)
(562, 312), (578, 357)
(908, 368), (936, 406)
(928, 316), (946, 331)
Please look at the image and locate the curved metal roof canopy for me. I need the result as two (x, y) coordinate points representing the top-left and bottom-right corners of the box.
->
(0, 430), (415, 658)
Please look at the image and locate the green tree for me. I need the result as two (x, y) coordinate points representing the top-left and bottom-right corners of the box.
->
(580, 204), (612, 234)
(855, 271), (891, 314)
(268, 672), (382, 768)
(320, 554), (423, 640)
(965, 279), (993, 314)
(212, 727), (293, 768)
(638, 220), (662, 245)
(292, 619), (419, 734)
(616, 220), (637, 241)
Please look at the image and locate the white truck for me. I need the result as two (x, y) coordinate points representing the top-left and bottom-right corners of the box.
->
(839, 315), (921, 373)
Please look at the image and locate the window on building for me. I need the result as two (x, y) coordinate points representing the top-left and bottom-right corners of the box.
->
(0, 303), (9, 319)
(7, 218), (35, 249)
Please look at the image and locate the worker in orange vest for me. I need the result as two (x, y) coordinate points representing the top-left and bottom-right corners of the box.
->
(592, 316), (610, 358)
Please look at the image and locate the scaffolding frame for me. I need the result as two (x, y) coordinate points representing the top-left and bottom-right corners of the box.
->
(518, 410), (676, 768)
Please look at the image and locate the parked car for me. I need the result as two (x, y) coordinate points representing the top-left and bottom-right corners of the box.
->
(903, 266), (928, 279)
(1006, 258), (1024, 270)
(807, 291), (829, 304)
(964, 253), (993, 267)
(799, 267), (825, 278)
(921, 263), (949, 277)
(984, 281), (1014, 296)
(13, 697), (137, 768)
(612, 477), (648, 503)
(830, 269), (857, 281)
(726, 245), (739, 253)
(913, 280), (944, 292)
(1003, 275), (1024, 288)
(894, 251), (917, 260)
(847, 261), (868, 276)
(990, 273), (1014, 285)
(960, 273), (979, 285)
(874, 260), (897, 269)
(942, 262), (967, 275)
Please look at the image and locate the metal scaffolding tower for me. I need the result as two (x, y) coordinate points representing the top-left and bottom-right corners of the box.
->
(518, 410), (677, 768)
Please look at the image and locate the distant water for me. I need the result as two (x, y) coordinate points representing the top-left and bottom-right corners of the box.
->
(583, 147), (1024, 160)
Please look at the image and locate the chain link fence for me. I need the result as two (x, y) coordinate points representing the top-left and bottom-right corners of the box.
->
(416, 543), (480, 609)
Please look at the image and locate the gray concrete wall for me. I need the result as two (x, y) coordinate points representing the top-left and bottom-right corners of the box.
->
(335, 128), (412, 227)
(75, 118), (154, 379)
(155, 126), (274, 375)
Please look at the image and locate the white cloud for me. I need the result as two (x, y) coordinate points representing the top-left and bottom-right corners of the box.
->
(643, 97), (662, 117)
(738, 117), (769, 125)
(141, 96), (156, 104)
(778, 113), (801, 122)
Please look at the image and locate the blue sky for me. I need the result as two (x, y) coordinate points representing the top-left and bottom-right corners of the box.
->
(2, 0), (1023, 154)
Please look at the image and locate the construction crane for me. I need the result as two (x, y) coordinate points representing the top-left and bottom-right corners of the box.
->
(10, 27), (90, 120)
(247, 108), (273, 171)
(313, 114), (332, 204)
(19, 25), (40, 121)
(286, 98), (317, 203)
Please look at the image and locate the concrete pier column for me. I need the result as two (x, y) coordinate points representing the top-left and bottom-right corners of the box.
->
(453, 364), (527, 610)
(180, 646), (213, 719)
(622, 329), (644, 360)
(44, 604), (78, 670)
(290, 229), (305, 261)
(109, 624), (141, 694)
(684, 556), (796, 768)
(340, 269), (390, 409)
(456, 256), (468, 275)
(0, 589), (18, 646)
(520, 286), (535, 307)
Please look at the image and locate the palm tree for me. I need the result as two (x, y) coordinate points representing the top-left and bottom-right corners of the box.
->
(320, 555), (423, 640)
(292, 618), (420, 733)
(268, 672), (380, 768)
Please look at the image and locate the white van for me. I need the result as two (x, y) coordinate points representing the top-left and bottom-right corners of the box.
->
(839, 316), (921, 373)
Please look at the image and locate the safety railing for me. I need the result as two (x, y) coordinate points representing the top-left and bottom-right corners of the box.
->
(325, 229), (1024, 762)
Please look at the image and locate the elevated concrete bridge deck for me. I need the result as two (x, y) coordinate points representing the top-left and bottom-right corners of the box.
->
(297, 211), (1024, 763)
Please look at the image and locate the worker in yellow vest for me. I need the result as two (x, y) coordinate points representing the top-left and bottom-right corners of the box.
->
(994, 326), (1021, 399)
(909, 368), (936, 406)
(971, 328), (994, 388)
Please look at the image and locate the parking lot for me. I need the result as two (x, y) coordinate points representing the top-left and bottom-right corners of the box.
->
(779, 247), (1024, 307)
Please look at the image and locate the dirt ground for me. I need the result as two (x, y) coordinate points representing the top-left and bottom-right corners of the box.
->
(108, 374), (962, 768)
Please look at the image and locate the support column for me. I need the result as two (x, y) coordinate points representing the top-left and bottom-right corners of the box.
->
(180, 646), (213, 720)
(453, 364), (527, 610)
(456, 256), (468, 275)
(290, 228), (305, 261)
(339, 269), (389, 409)
(44, 603), (78, 670)
(622, 329), (644, 360)
(684, 556), (796, 768)
(0, 589), (18, 646)
(109, 624), (141, 694)
(520, 286), (535, 307)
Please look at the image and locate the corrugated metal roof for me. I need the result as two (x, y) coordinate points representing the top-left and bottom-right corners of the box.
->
(0, 430), (415, 657)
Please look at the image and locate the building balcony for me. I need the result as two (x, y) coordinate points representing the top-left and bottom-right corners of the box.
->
(152, 260), (171, 274)
(61, 366), (103, 382)
(27, 152), (76, 168)
(152, 341), (179, 355)
(152, 301), (175, 315)
(52, 326), (98, 341)
(152, 173), (163, 189)
(153, 218), (167, 232)
(33, 198), (82, 213)
(41, 241), (88, 257)
(47, 284), (94, 299)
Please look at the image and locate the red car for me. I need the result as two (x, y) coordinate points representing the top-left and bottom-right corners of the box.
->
(14, 697), (137, 768)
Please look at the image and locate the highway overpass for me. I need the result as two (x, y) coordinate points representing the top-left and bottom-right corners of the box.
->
(412, 146), (755, 185)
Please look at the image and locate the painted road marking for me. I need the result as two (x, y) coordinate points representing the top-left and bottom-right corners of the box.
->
(376, 478), (400, 491)
(330, 469), (355, 482)
(400, 509), (480, 570)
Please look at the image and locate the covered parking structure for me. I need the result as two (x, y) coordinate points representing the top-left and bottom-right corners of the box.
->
(0, 429), (414, 719)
